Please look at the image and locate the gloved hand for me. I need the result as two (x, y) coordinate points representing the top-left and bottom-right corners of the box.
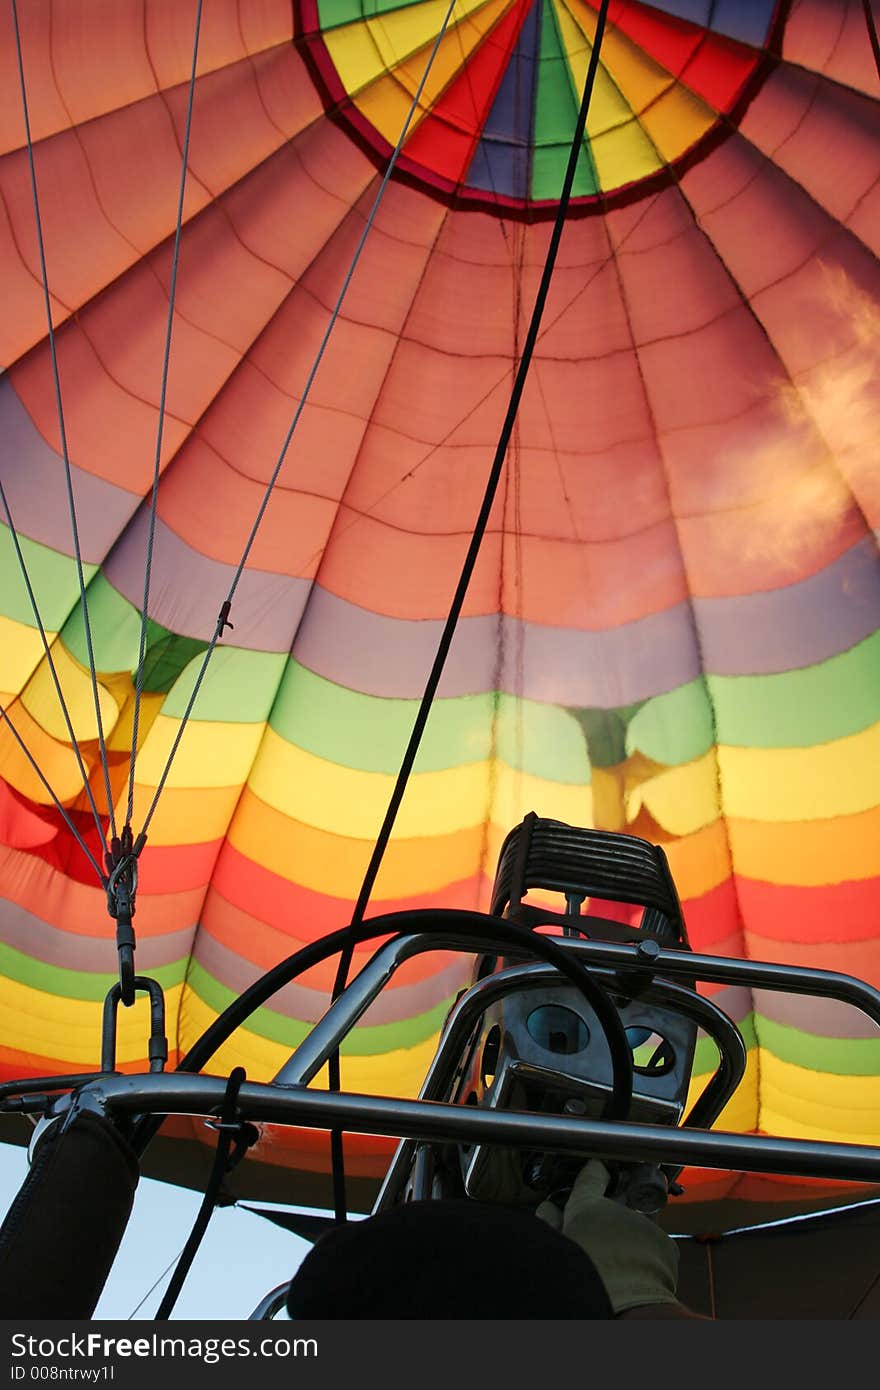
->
(536, 1159), (680, 1315)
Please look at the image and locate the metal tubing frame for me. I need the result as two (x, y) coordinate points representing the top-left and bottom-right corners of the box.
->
(266, 928), (880, 1199)
(274, 932), (880, 1091)
(45, 927), (880, 1195)
(65, 1070), (880, 1184)
(248, 1282), (290, 1321)
(373, 958), (747, 1208)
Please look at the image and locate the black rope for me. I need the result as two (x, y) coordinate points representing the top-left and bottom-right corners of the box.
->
(128, 909), (633, 1176)
(326, 0), (614, 1222)
(863, 0), (880, 80)
(154, 1066), (257, 1320)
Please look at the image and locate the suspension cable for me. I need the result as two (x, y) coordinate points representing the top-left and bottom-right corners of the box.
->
(125, 0), (204, 831)
(10, 0), (116, 844)
(133, 0), (461, 843)
(324, 0), (614, 1222)
(0, 479), (107, 850)
(0, 702), (106, 883)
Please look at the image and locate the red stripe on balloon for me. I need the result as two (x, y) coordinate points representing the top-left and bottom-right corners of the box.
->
(681, 877), (746, 954)
(403, 0), (531, 187)
(734, 874), (880, 945)
(607, 0), (758, 111)
(209, 840), (487, 943)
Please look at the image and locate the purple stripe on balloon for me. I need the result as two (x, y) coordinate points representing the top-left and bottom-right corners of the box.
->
(191, 931), (470, 1026)
(104, 512), (312, 652)
(467, 0), (541, 201)
(694, 538), (880, 676)
(711, 0), (777, 48)
(0, 379), (137, 564)
(700, 985), (752, 1026)
(293, 587), (699, 702)
(295, 543), (880, 700)
(0, 897), (193, 974)
(754, 988), (880, 1041)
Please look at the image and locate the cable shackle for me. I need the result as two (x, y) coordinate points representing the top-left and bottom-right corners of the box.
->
(101, 976), (167, 1076)
(105, 825), (147, 1006)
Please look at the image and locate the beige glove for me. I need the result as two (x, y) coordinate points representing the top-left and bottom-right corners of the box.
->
(537, 1160), (680, 1315)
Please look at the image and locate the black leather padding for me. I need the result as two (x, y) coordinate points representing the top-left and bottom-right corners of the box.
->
(0, 1109), (139, 1317)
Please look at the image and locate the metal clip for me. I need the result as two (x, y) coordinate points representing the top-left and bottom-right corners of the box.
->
(105, 826), (146, 1006)
(101, 976), (167, 1075)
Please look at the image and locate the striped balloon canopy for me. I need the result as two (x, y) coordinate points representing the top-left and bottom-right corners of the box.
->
(0, 0), (877, 1224)
(302, 0), (781, 207)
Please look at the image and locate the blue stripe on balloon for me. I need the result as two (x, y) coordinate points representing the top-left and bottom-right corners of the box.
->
(648, 0), (775, 49)
(465, 0), (542, 201)
(649, 1), (713, 28)
(710, 0), (777, 48)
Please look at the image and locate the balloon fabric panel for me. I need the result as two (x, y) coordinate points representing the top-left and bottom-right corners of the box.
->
(0, 0), (878, 1221)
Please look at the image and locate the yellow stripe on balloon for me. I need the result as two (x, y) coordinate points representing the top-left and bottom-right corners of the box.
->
(132, 713), (267, 789)
(248, 729), (594, 839)
(491, 759), (593, 833)
(19, 640), (121, 744)
(324, 0), (496, 103)
(249, 730), (490, 836)
(0, 977), (184, 1067)
(563, 0), (671, 109)
(354, 0), (511, 149)
(551, 0), (661, 189)
(758, 1051), (880, 1142)
(633, 750), (720, 836)
(0, 616), (58, 697)
(567, 0), (716, 162)
(635, 725), (880, 831)
(718, 723), (880, 822)
(178, 988), (440, 1097)
(685, 1049), (759, 1134)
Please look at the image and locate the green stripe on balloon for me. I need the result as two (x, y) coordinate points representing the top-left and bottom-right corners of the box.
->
(694, 1017), (880, 1079)
(270, 664), (590, 780)
(0, 524), (96, 632)
(531, 0), (596, 200)
(0, 940), (187, 1002)
(187, 960), (454, 1054)
(707, 634), (880, 749)
(756, 1016), (880, 1076)
(316, 0), (425, 33)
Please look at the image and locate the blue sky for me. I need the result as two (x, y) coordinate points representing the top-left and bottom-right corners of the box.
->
(0, 1142), (312, 1319)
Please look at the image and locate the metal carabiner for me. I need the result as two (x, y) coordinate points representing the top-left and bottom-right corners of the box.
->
(101, 976), (167, 1074)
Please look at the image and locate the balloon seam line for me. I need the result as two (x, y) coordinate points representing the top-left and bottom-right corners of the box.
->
(326, 0), (614, 1223)
(347, 0), (614, 933)
(126, 0), (205, 832)
(134, 0), (461, 841)
(10, 0), (117, 845)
